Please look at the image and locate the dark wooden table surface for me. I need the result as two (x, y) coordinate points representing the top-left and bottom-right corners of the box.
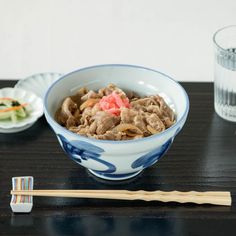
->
(1, 80), (236, 236)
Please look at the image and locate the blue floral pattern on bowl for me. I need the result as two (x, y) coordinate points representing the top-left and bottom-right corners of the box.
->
(131, 138), (173, 169)
(57, 134), (116, 174)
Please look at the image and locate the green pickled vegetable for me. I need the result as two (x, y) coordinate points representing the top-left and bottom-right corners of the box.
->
(0, 98), (29, 122)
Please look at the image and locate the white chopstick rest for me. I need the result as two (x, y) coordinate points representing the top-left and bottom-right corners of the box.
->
(10, 176), (34, 213)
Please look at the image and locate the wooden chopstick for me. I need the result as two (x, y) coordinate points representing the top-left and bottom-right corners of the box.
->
(11, 190), (232, 206)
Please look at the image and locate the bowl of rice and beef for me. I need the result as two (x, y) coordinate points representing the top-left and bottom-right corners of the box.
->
(44, 64), (189, 180)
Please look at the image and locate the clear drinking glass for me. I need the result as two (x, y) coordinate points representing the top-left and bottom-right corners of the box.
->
(214, 25), (236, 122)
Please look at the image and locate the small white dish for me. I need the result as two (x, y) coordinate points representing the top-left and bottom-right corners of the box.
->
(0, 88), (43, 132)
(15, 72), (63, 99)
(0, 123), (35, 133)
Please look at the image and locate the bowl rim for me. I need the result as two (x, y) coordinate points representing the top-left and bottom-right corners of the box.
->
(44, 64), (189, 144)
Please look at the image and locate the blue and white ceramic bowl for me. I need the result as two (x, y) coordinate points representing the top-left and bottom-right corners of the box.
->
(44, 64), (189, 181)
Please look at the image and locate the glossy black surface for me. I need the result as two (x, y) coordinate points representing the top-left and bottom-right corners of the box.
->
(1, 81), (236, 236)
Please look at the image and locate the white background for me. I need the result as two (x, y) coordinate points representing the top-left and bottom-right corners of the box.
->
(0, 0), (235, 81)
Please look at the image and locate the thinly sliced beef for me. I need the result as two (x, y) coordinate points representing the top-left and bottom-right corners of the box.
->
(120, 108), (138, 123)
(145, 113), (165, 133)
(81, 90), (100, 101)
(146, 105), (162, 117)
(55, 84), (176, 141)
(133, 114), (148, 134)
(88, 121), (97, 134)
(62, 97), (77, 117)
(162, 117), (175, 128)
(79, 107), (92, 125)
(92, 111), (120, 135)
(66, 116), (76, 128)
(91, 104), (102, 116)
(120, 108), (148, 135)
(98, 84), (127, 97)
(91, 131), (125, 140)
(131, 97), (157, 109)
(55, 97), (80, 128)
(70, 87), (88, 106)
(76, 125), (90, 135)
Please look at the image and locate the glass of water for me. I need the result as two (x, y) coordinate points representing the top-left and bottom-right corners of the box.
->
(214, 25), (236, 122)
